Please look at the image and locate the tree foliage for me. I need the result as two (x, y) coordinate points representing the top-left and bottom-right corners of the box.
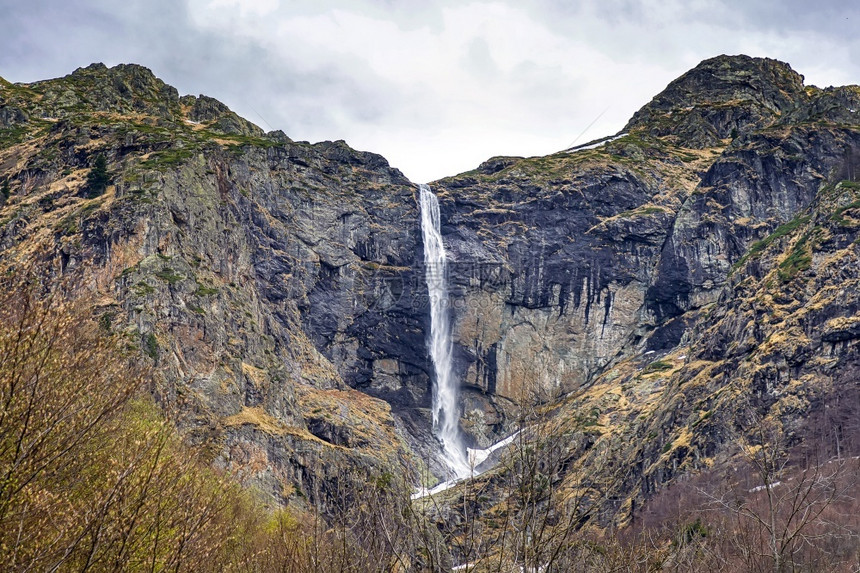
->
(0, 279), (278, 571)
(84, 154), (111, 197)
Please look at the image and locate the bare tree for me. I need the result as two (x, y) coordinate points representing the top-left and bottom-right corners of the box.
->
(0, 282), (142, 567)
(697, 407), (860, 573)
(0, 277), (276, 572)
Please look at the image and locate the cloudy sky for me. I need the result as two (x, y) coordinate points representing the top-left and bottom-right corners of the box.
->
(2, 0), (858, 182)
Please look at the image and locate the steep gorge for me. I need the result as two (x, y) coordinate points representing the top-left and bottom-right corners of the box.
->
(1, 55), (859, 530)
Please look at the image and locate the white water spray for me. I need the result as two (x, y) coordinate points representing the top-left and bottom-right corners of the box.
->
(419, 184), (471, 478)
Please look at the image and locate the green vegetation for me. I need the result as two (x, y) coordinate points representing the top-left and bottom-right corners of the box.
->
(0, 124), (30, 147)
(732, 214), (811, 273)
(729, 179), (860, 281)
(675, 150), (699, 163)
(618, 205), (666, 218)
(644, 359), (674, 373)
(830, 200), (860, 227)
(119, 264), (138, 278)
(0, 281), (448, 572)
(98, 310), (116, 331)
(144, 332), (158, 359)
(140, 148), (195, 169)
(0, 285), (371, 572)
(194, 282), (219, 297)
(691, 410), (713, 428)
(675, 518), (709, 546)
(132, 281), (155, 296)
(819, 179), (860, 200)
(155, 266), (183, 284)
(199, 129), (279, 149)
(54, 200), (102, 235)
(4, 61), (860, 573)
(56, 214), (79, 235)
(777, 227), (819, 282)
(83, 154), (111, 197)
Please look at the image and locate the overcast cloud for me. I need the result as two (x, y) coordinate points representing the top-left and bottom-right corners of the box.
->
(1, 0), (858, 182)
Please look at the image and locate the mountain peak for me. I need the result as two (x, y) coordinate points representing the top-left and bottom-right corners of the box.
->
(0, 62), (266, 138)
(19, 61), (182, 121)
(69, 62), (160, 86)
(625, 54), (806, 147)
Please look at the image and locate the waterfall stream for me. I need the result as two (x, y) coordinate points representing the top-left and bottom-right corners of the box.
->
(419, 184), (471, 478)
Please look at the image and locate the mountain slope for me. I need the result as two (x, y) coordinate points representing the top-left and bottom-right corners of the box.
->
(0, 62), (434, 502)
(2, 55), (859, 534)
(430, 54), (860, 529)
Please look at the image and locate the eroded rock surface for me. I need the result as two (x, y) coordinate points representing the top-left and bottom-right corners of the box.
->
(2, 55), (859, 520)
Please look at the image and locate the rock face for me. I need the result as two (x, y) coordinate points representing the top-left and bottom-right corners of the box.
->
(431, 56), (858, 436)
(0, 62), (439, 499)
(2, 55), (860, 521)
(625, 55), (806, 147)
(429, 55), (860, 525)
(434, 140), (687, 406)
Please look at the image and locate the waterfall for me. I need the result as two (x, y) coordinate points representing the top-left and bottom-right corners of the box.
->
(419, 184), (471, 478)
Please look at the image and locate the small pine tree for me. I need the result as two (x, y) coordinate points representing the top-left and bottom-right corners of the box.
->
(84, 154), (111, 197)
(0, 179), (9, 204)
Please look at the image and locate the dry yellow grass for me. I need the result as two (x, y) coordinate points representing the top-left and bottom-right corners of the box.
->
(224, 406), (287, 435)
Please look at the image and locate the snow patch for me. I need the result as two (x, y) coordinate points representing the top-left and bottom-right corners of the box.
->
(565, 133), (628, 152)
(467, 431), (520, 468)
(749, 481), (781, 493)
(411, 431), (521, 500)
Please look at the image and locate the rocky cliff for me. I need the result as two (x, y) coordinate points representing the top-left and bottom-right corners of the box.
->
(431, 55), (860, 526)
(0, 62), (441, 500)
(2, 55), (859, 523)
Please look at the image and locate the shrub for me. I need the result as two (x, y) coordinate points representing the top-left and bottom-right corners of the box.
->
(83, 154), (111, 197)
(0, 277), (294, 572)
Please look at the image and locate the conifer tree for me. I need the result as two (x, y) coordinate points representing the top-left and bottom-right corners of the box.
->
(84, 154), (110, 197)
